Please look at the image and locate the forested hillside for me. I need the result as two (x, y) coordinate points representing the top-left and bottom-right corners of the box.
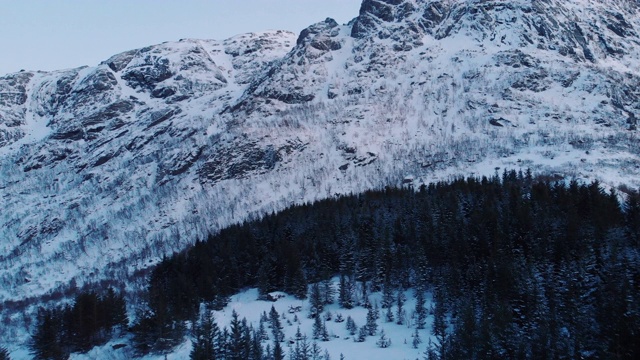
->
(30, 170), (639, 359)
(3, 0), (640, 312)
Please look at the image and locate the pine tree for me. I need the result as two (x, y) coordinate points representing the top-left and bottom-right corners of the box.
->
(424, 339), (438, 360)
(264, 344), (272, 360)
(258, 316), (269, 341)
(338, 275), (354, 309)
(269, 306), (284, 343)
(228, 310), (248, 360)
(286, 262), (308, 300)
(214, 327), (229, 359)
(415, 289), (427, 330)
(241, 320), (252, 359)
(365, 302), (378, 336)
(69, 291), (102, 352)
(323, 349), (331, 360)
(381, 280), (394, 309)
(291, 335), (311, 360)
(249, 328), (263, 360)
(323, 311), (332, 322)
(334, 313), (344, 323)
(190, 310), (220, 360)
(103, 287), (128, 334)
(309, 283), (323, 318)
(273, 340), (285, 360)
(321, 278), (335, 305)
(396, 289), (405, 325)
(30, 308), (67, 360)
(132, 279), (186, 355)
(376, 328), (391, 348)
(385, 305), (394, 323)
(412, 328), (422, 349)
(345, 316), (357, 336)
(0, 347), (11, 360)
(356, 326), (367, 343)
(625, 190), (640, 246)
(257, 258), (278, 298)
(431, 300), (448, 359)
(321, 320), (330, 342)
(310, 342), (322, 360)
(312, 315), (323, 340)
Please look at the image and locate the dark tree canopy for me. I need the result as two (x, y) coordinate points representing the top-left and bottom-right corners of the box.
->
(31, 171), (640, 359)
(136, 172), (637, 358)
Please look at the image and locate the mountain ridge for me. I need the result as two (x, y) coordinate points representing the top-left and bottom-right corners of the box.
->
(0, 0), (639, 328)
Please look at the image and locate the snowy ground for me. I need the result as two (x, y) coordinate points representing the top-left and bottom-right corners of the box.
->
(6, 280), (435, 360)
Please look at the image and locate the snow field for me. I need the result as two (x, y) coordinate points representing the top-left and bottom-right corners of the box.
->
(61, 281), (436, 360)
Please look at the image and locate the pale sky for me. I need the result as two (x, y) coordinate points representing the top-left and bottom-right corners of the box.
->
(0, 0), (362, 75)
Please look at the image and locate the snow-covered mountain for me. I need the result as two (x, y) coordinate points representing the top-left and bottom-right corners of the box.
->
(1, 0), (639, 326)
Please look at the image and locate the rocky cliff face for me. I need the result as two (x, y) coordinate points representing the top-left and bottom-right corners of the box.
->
(0, 0), (639, 312)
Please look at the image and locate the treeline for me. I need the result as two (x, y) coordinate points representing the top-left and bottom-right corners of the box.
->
(30, 170), (640, 359)
(132, 170), (639, 358)
(30, 288), (127, 359)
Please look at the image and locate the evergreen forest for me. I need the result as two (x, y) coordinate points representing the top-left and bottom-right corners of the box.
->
(30, 171), (640, 359)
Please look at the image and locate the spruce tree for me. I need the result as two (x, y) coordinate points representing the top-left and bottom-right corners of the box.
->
(242, 320), (253, 359)
(249, 329), (263, 360)
(0, 347), (11, 360)
(309, 283), (323, 318)
(321, 278), (335, 305)
(257, 258), (278, 297)
(415, 289), (427, 330)
(228, 310), (248, 360)
(321, 320), (330, 342)
(291, 335), (311, 360)
(103, 287), (128, 334)
(381, 279), (394, 309)
(323, 349), (331, 360)
(132, 276), (186, 355)
(216, 328), (230, 359)
(365, 302), (379, 336)
(385, 305), (394, 323)
(269, 306), (284, 343)
(376, 328), (391, 348)
(30, 308), (67, 360)
(312, 315), (323, 340)
(356, 326), (367, 342)
(286, 263), (308, 300)
(190, 310), (219, 360)
(131, 307), (185, 355)
(334, 313), (344, 323)
(69, 291), (101, 352)
(345, 316), (357, 336)
(258, 317), (269, 341)
(311, 342), (322, 360)
(412, 328), (422, 349)
(323, 311), (332, 322)
(273, 340), (285, 360)
(338, 275), (354, 309)
(264, 344), (272, 360)
(424, 340), (438, 360)
(396, 289), (405, 325)
(431, 300), (448, 359)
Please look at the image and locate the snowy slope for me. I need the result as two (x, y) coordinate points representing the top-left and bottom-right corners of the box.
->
(61, 283), (433, 360)
(1, 0), (640, 349)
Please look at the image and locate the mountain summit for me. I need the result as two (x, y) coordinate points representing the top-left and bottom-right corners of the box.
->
(0, 0), (639, 311)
